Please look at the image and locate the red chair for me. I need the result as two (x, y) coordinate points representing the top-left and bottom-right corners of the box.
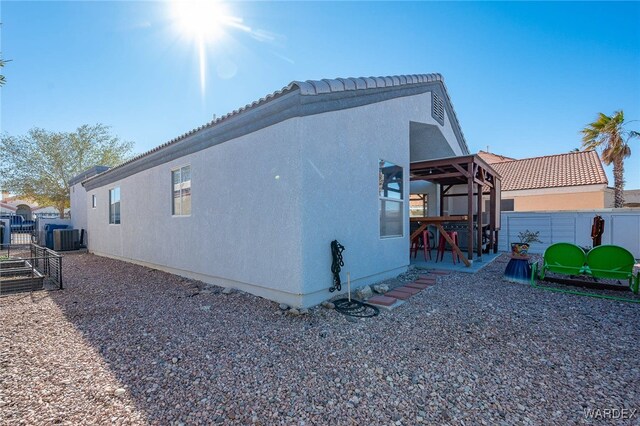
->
(411, 230), (432, 260)
(436, 231), (459, 264)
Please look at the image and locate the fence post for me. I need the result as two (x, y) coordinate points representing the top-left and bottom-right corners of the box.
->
(58, 255), (63, 290)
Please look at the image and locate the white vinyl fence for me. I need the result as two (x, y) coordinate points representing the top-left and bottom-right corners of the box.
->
(499, 209), (640, 258)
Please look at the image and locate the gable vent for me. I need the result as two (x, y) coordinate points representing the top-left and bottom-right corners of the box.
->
(432, 92), (445, 125)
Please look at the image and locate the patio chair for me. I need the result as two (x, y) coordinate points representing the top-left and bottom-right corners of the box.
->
(585, 245), (639, 294)
(531, 242), (587, 283)
(410, 229), (433, 261)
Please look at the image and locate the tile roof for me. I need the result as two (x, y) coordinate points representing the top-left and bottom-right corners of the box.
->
(489, 150), (608, 191)
(295, 74), (444, 95)
(68, 165), (111, 186)
(477, 150), (516, 164)
(83, 73), (467, 186)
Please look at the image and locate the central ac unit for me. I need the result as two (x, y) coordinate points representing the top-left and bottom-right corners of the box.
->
(53, 229), (80, 251)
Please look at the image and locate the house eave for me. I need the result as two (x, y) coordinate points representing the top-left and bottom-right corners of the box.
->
(84, 74), (469, 191)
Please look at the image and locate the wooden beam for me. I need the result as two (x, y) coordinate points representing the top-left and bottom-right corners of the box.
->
(442, 192), (491, 198)
(467, 162), (474, 262)
(435, 223), (471, 267)
(410, 223), (428, 242)
(474, 178), (494, 188)
(410, 155), (475, 171)
(489, 186), (496, 253)
(413, 171), (467, 180)
(471, 155), (497, 175)
(477, 167), (485, 183)
(410, 216), (468, 223)
(451, 163), (470, 178)
(477, 182), (483, 258)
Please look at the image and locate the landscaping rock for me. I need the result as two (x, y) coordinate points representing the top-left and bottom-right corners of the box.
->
(287, 308), (300, 316)
(222, 287), (234, 295)
(2, 252), (638, 426)
(321, 301), (335, 309)
(278, 303), (289, 311)
(373, 284), (390, 294)
(355, 285), (373, 300)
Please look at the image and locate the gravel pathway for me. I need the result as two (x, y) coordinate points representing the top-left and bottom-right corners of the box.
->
(1, 253), (639, 425)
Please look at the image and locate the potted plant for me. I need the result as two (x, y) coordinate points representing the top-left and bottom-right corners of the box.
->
(511, 230), (542, 259)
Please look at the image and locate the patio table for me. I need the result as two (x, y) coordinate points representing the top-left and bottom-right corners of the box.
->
(410, 216), (471, 267)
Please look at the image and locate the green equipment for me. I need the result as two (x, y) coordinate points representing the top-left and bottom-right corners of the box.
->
(531, 243), (640, 303)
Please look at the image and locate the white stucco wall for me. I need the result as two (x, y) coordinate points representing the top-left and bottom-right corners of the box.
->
(70, 182), (88, 232)
(298, 91), (461, 306)
(85, 89), (464, 307)
(87, 118), (305, 306)
(441, 104), (465, 157)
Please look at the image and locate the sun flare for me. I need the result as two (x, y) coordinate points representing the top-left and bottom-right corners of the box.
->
(171, 0), (232, 41)
(170, 0), (234, 97)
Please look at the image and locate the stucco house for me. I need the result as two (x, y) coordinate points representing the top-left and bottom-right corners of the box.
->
(0, 195), (69, 220)
(623, 189), (640, 208)
(477, 150), (614, 211)
(70, 73), (471, 307)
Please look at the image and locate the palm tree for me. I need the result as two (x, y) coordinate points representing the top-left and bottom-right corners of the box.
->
(581, 110), (639, 207)
(0, 56), (8, 86)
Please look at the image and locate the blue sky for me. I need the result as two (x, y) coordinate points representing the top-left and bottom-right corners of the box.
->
(2, 1), (639, 187)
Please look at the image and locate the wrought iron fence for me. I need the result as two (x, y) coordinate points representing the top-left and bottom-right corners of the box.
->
(30, 244), (63, 289)
(0, 213), (38, 245)
(0, 243), (63, 296)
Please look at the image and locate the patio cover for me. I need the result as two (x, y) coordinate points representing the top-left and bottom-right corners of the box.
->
(410, 154), (502, 263)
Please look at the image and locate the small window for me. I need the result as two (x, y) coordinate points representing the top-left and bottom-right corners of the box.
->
(172, 165), (191, 216)
(92, 195), (97, 209)
(109, 187), (120, 224)
(501, 199), (514, 212)
(379, 160), (403, 238)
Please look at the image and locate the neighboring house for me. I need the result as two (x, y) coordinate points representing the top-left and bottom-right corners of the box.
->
(623, 189), (640, 208)
(71, 73), (470, 308)
(0, 201), (17, 215)
(0, 195), (69, 219)
(477, 150), (614, 211)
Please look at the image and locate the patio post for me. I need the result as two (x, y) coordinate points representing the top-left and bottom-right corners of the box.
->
(467, 162), (474, 262)
(489, 185), (497, 253)
(477, 182), (483, 259)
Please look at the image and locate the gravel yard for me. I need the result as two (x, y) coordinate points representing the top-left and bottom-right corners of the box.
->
(1, 253), (639, 425)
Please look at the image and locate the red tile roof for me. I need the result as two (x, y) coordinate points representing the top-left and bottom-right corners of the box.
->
(477, 150), (516, 164)
(482, 150), (608, 191)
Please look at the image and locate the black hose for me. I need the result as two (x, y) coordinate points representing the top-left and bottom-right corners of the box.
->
(330, 240), (345, 292)
(333, 298), (380, 317)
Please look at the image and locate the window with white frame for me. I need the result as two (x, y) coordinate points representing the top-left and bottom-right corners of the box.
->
(109, 187), (120, 224)
(379, 160), (403, 238)
(172, 165), (191, 216)
(92, 194), (97, 208)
